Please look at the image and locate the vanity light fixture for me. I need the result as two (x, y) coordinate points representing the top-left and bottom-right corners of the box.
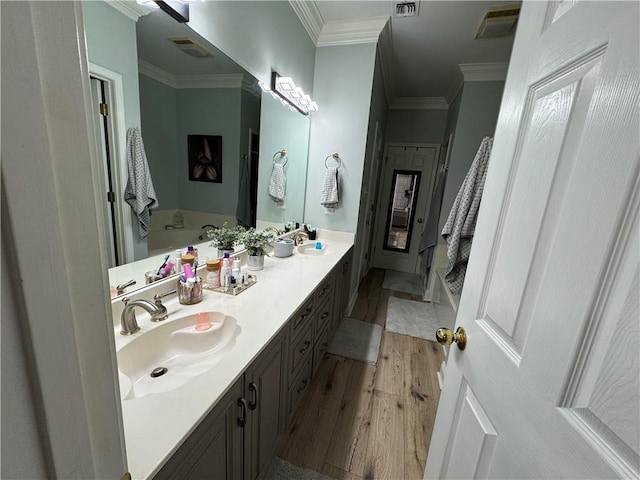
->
(153, 0), (189, 23)
(271, 71), (318, 116)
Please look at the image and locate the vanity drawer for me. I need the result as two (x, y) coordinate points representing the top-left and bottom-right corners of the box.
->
(289, 324), (314, 378)
(290, 297), (315, 343)
(314, 295), (332, 341)
(315, 273), (334, 304)
(287, 355), (313, 422)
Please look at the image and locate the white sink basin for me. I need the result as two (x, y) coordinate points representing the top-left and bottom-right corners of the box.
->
(297, 242), (330, 256)
(117, 311), (240, 400)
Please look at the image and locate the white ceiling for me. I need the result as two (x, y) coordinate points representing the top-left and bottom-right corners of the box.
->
(135, 1), (518, 104)
(313, 0), (518, 102)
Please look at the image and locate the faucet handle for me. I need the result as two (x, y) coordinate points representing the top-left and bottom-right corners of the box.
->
(154, 289), (177, 303)
(116, 279), (136, 295)
(151, 289), (176, 322)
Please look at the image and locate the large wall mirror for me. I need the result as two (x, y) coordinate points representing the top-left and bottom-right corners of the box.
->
(82, 2), (310, 297)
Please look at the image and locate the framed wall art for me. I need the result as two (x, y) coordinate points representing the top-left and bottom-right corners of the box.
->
(188, 134), (222, 183)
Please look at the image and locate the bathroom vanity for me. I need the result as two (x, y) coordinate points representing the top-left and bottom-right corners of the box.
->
(111, 231), (354, 479)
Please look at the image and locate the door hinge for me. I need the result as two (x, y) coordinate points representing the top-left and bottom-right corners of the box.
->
(107, 191), (116, 203)
(99, 103), (109, 116)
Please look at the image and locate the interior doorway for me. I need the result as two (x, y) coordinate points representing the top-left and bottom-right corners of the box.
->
(372, 144), (439, 274)
(88, 63), (134, 265)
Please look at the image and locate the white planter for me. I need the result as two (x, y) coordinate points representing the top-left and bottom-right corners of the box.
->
(247, 254), (265, 271)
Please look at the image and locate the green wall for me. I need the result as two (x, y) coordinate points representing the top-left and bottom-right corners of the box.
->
(384, 109), (447, 144)
(139, 75), (178, 209)
(83, 0), (147, 260)
(176, 88), (242, 216)
(139, 75), (254, 218)
(257, 92), (310, 224)
(438, 81), (506, 241)
(304, 42), (378, 232)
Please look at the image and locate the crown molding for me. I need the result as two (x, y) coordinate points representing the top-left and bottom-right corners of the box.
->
(138, 60), (245, 90)
(390, 97), (449, 110)
(105, 0), (153, 21)
(289, 0), (323, 45)
(317, 16), (389, 47)
(459, 62), (509, 82)
(138, 60), (176, 88)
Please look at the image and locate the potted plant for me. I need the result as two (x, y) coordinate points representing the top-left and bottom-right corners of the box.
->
(206, 222), (243, 254)
(241, 228), (274, 271)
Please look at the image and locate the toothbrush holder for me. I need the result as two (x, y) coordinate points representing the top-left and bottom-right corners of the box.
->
(177, 277), (203, 305)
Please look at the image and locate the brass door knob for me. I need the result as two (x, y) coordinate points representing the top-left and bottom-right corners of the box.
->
(436, 326), (467, 350)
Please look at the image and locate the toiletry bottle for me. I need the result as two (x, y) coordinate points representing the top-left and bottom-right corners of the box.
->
(174, 249), (183, 273)
(186, 245), (198, 259)
(220, 252), (231, 286)
(232, 258), (241, 282)
(204, 259), (220, 289)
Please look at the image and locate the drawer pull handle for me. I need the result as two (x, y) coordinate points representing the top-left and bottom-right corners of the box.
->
(237, 397), (248, 427)
(320, 312), (329, 320)
(297, 378), (308, 393)
(248, 382), (258, 411)
(299, 340), (311, 354)
(320, 342), (328, 353)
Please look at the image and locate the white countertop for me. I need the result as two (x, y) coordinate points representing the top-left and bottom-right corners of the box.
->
(113, 230), (354, 479)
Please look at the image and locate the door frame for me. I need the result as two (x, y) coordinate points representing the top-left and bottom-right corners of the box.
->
(89, 63), (135, 264)
(371, 142), (440, 274)
(357, 121), (384, 282)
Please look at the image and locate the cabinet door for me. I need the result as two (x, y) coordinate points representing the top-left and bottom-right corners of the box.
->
(154, 379), (244, 480)
(331, 249), (353, 334)
(244, 333), (284, 480)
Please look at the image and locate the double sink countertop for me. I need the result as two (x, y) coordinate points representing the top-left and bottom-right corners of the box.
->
(111, 230), (354, 479)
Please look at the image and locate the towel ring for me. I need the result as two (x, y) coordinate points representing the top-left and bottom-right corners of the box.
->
(273, 150), (288, 167)
(325, 153), (341, 169)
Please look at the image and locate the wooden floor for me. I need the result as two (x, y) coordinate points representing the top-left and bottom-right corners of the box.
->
(277, 268), (444, 480)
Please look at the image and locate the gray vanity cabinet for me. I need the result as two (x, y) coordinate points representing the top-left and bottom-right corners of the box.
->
(153, 334), (284, 480)
(243, 332), (284, 480)
(154, 379), (244, 480)
(331, 248), (353, 336)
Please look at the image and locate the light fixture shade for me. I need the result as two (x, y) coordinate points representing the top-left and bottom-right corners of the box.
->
(271, 71), (317, 116)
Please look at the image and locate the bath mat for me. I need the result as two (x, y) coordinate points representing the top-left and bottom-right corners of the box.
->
(386, 296), (453, 341)
(264, 457), (335, 480)
(382, 270), (423, 296)
(327, 317), (382, 365)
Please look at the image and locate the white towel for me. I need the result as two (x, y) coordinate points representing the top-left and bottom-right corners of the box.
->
(124, 127), (158, 239)
(441, 136), (493, 294)
(268, 163), (286, 203)
(321, 167), (339, 208)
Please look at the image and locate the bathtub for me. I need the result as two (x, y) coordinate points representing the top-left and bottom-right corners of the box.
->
(147, 227), (203, 255)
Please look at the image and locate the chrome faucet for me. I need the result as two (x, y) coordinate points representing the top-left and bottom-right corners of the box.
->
(120, 289), (176, 335)
(292, 232), (309, 245)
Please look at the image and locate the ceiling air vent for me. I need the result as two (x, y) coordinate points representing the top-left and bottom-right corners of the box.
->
(168, 36), (212, 58)
(475, 4), (521, 39)
(394, 1), (419, 18)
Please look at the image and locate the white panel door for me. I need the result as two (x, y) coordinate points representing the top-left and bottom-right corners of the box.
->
(426, 1), (639, 479)
(372, 145), (438, 273)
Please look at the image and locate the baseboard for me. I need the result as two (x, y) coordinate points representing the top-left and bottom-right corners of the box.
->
(346, 290), (358, 317)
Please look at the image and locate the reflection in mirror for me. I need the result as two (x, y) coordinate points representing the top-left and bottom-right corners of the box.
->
(383, 170), (421, 253)
(83, 3), (310, 297)
(257, 91), (311, 224)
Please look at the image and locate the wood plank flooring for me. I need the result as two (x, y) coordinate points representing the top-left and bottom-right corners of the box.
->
(277, 268), (444, 480)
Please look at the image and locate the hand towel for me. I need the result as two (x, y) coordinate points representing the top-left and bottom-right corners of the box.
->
(268, 163), (286, 203)
(124, 127), (158, 239)
(441, 136), (493, 294)
(321, 167), (339, 208)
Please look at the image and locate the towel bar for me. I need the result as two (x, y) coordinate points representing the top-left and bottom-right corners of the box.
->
(272, 150), (288, 166)
(325, 153), (341, 169)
